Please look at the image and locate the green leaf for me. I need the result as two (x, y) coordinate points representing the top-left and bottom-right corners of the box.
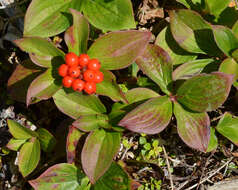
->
(24, 0), (72, 37)
(64, 9), (89, 55)
(27, 69), (62, 106)
(212, 25), (238, 56)
(18, 138), (41, 177)
(96, 70), (127, 103)
(7, 119), (38, 140)
(135, 44), (173, 95)
(174, 102), (210, 152)
(231, 48), (238, 63)
(177, 72), (233, 112)
(169, 9), (221, 56)
(216, 112), (238, 146)
(73, 114), (108, 132)
(66, 126), (84, 164)
(176, 0), (202, 9)
(92, 162), (131, 190)
(206, 127), (218, 152)
(204, 0), (230, 17)
(29, 163), (87, 190)
(15, 37), (64, 68)
(219, 58), (238, 82)
(37, 128), (56, 152)
(232, 20), (238, 38)
(139, 137), (147, 145)
(81, 0), (136, 32)
(119, 96), (172, 134)
(155, 26), (197, 65)
(7, 59), (43, 103)
(53, 89), (106, 119)
(88, 30), (151, 70)
(172, 59), (214, 80)
(81, 129), (121, 183)
(6, 138), (27, 151)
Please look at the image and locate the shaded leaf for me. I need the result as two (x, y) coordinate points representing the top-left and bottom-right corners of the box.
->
(173, 59), (214, 80)
(37, 128), (56, 152)
(7, 119), (38, 140)
(66, 126), (84, 164)
(155, 26), (197, 65)
(6, 138), (27, 151)
(219, 57), (238, 82)
(119, 96), (172, 134)
(64, 9), (89, 55)
(82, 0), (136, 32)
(216, 112), (238, 146)
(232, 20), (238, 38)
(82, 129), (121, 183)
(177, 72), (233, 112)
(207, 127), (218, 152)
(205, 0), (230, 17)
(88, 30), (151, 70)
(136, 44), (173, 95)
(53, 89), (106, 119)
(18, 138), (41, 177)
(174, 102), (210, 152)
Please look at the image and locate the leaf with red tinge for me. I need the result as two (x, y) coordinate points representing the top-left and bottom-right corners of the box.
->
(119, 96), (172, 134)
(87, 30), (151, 70)
(82, 129), (121, 184)
(174, 101), (210, 152)
(219, 58), (238, 83)
(136, 44), (173, 95)
(177, 72), (233, 112)
(65, 9), (89, 55)
(66, 126), (84, 164)
(15, 37), (64, 68)
(29, 163), (87, 190)
(27, 69), (62, 106)
(6, 138), (26, 151)
(216, 112), (238, 146)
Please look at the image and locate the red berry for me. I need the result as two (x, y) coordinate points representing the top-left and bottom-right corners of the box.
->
(62, 76), (74, 88)
(58, 64), (68, 77)
(78, 54), (90, 67)
(94, 71), (104, 83)
(72, 79), (85, 92)
(65, 52), (79, 67)
(68, 66), (80, 78)
(84, 82), (96, 94)
(88, 59), (101, 71)
(83, 70), (95, 82)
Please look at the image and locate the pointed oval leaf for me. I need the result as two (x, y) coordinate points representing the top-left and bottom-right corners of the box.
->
(53, 89), (106, 119)
(232, 20), (238, 38)
(15, 37), (64, 68)
(205, 0), (230, 17)
(6, 138), (27, 151)
(27, 69), (62, 106)
(73, 114), (108, 132)
(7, 119), (38, 140)
(169, 9), (221, 55)
(213, 25), (238, 56)
(92, 162), (130, 190)
(119, 96), (172, 134)
(173, 59), (214, 80)
(216, 112), (238, 146)
(155, 26), (197, 65)
(24, 0), (72, 37)
(82, 0), (136, 32)
(219, 57), (238, 82)
(66, 126), (84, 164)
(65, 9), (89, 55)
(29, 163), (86, 190)
(82, 129), (121, 183)
(174, 102), (210, 152)
(177, 72), (233, 112)
(37, 128), (56, 152)
(87, 30), (151, 70)
(18, 138), (41, 177)
(206, 127), (218, 152)
(135, 44), (173, 95)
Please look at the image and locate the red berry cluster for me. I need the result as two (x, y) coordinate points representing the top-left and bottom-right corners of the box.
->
(58, 52), (103, 94)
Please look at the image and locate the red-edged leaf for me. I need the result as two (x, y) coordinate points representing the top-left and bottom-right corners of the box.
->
(66, 126), (84, 164)
(136, 44), (173, 95)
(27, 69), (62, 106)
(6, 138), (27, 151)
(174, 101), (210, 152)
(219, 58), (238, 83)
(81, 129), (121, 184)
(64, 9), (89, 55)
(87, 30), (151, 70)
(119, 96), (172, 134)
(177, 72), (233, 112)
